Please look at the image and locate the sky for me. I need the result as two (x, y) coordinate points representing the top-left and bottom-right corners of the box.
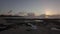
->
(0, 0), (60, 16)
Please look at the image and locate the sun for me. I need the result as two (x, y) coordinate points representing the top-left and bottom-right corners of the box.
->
(45, 9), (53, 15)
(45, 11), (52, 15)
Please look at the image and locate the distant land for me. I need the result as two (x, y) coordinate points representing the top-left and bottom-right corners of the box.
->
(0, 14), (60, 19)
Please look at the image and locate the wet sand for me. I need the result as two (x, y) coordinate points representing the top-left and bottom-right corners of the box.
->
(0, 17), (60, 34)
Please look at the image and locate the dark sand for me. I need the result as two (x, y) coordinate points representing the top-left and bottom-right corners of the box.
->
(0, 17), (60, 34)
